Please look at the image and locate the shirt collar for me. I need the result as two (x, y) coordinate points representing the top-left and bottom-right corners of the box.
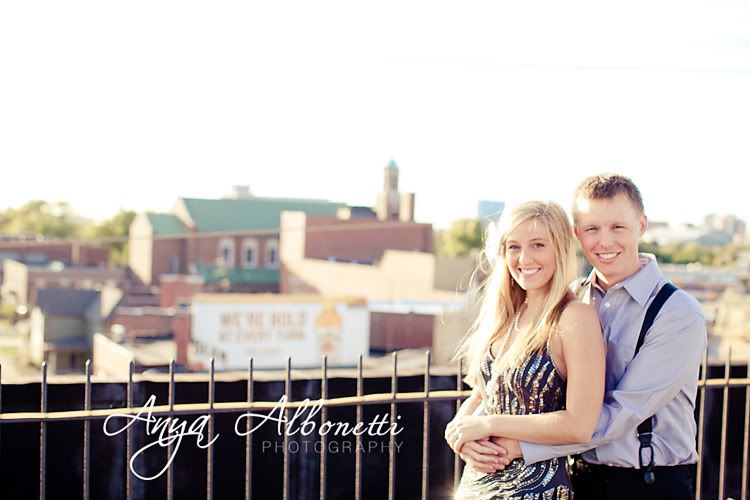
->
(621, 254), (663, 307)
(583, 267), (603, 296)
(588, 253), (663, 307)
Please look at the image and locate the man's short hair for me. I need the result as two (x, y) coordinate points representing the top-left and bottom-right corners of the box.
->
(572, 173), (644, 217)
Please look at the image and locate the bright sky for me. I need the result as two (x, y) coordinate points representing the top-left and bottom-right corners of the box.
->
(1, 1), (749, 229)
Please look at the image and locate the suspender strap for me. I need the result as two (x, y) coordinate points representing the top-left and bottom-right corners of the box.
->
(635, 283), (678, 356)
(635, 282), (678, 476)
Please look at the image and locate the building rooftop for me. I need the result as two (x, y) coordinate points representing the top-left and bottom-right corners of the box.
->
(36, 288), (99, 316)
(179, 197), (344, 232)
(145, 213), (186, 235)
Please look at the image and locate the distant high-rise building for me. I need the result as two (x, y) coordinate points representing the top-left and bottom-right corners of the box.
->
(477, 200), (505, 226)
(703, 213), (745, 240)
(734, 219), (746, 243)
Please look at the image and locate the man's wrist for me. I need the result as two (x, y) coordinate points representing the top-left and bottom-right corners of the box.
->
(518, 441), (534, 463)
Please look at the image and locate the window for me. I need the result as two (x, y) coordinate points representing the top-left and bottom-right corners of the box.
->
(265, 238), (279, 269)
(218, 238), (235, 268)
(241, 238), (259, 268)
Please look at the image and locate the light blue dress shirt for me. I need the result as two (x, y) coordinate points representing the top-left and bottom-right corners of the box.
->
(520, 254), (707, 467)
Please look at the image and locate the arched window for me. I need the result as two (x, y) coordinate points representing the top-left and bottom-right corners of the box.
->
(241, 238), (259, 268)
(218, 238), (235, 268)
(265, 238), (279, 269)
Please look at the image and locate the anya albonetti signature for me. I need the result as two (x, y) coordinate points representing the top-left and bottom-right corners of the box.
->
(103, 394), (404, 480)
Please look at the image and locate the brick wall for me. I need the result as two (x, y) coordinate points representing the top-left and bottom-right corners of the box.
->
(0, 241), (109, 267)
(302, 215), (433, 263)
(159, 275), (204, 308)
(172, 311), (191, 366)
(369, 311), (433, 352)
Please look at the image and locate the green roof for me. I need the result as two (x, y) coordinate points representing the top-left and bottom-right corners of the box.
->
(181, 197), (344, 232)
(386, 159), (399, 171)
(146, 213), (185, 235)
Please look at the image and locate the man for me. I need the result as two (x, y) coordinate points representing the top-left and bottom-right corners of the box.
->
(457, 174), (706, 500)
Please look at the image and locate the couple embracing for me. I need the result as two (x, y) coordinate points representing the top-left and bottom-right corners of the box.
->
(445, 174), (706, 500)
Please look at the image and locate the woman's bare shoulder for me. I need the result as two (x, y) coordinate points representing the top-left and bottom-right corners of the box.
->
(559, 301), (600, 332)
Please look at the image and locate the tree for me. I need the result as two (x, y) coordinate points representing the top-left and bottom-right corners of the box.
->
(0, 200), (82, 239)
(438, 218), (484, 257)
(639, 241), (673, 264)
(86, 209), (136, 267)
(671, 243), (716, 265)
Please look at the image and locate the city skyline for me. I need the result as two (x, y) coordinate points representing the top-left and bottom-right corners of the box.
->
(0, 164), (747, 231)
(2, 1), (749, 229)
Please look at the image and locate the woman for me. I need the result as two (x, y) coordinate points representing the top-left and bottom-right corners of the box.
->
(445, 201), (605, 499)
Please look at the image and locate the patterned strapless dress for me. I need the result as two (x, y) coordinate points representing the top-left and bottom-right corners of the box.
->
(454, 346), (572, 500)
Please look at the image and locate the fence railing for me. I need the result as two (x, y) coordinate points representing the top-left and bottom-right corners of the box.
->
(0, 349), (749, 500)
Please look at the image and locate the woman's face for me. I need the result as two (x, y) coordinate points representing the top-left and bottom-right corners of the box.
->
(504, 218), (557, 294)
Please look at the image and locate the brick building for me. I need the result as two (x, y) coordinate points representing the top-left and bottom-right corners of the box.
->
(1, 259), (127, 307)
(128, 192), (345, 291)
(0, 240), (109, 285)
(278, 210), (478, 363)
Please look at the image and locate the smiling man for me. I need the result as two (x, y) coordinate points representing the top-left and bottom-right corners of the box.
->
(465, 174), (707, 500)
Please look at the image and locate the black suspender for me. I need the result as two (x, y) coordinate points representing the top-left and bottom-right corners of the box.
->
(634, 282), (678, 483)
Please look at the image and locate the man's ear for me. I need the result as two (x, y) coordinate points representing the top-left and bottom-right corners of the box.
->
(573, 224), (581, 240)
(639, 215), (648, 237)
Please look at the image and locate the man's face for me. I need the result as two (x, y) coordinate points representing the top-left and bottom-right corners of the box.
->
(574, 192), (647, 286)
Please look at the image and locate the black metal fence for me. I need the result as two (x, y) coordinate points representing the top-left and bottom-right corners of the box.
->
(0, 349), (748, 500)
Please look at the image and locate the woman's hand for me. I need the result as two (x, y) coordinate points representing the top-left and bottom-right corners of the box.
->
(445, 415), (492, 453)
(445, 414), (465, 453)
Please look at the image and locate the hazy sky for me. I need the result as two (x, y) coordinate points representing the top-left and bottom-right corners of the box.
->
(1, 1), (749, 229)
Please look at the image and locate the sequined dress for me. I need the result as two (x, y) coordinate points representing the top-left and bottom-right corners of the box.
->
(455, 346), (572, 500)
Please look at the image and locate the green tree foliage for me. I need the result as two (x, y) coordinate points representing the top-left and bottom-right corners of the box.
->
(0, 200), (82, 238)
(0, 202), (136, 268)
(670, 243), (717, 265)
(639, 241), (673, 264)
(85, 209), (136, 267)
(438, 218), (484, 257)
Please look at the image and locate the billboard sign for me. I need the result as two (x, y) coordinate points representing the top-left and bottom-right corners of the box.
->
(191, 294), (369, 369)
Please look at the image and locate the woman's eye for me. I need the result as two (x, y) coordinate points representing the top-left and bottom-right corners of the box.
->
(533, 243), (545, 248)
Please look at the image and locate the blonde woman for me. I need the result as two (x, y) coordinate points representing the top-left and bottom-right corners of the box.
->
(445, 201), (606, 499)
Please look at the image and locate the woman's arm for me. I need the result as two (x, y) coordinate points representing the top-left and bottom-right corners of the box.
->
(457, 386), (483, 418)
(445, 385), (483, 452)
(446, 384), (512, 472)
(449, 303), (605, 448)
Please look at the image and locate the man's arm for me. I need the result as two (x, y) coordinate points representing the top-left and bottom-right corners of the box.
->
(520, 306), (706, 465)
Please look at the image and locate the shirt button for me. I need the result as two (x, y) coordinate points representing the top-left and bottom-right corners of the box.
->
(605, 302), (611, 308)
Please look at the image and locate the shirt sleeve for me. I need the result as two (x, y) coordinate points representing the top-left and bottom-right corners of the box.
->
(520, 306), (706, 465)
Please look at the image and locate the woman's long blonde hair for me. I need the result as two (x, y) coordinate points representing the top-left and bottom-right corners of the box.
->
(455, 201), (577, 388)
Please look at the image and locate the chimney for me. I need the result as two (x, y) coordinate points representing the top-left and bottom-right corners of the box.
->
(231, 185), (252, 199)
(399, 192), (415, 222)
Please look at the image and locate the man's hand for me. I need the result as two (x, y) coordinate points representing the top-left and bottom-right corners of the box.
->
(459, 438), (511, 474)
(489, 437), (523, 461)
